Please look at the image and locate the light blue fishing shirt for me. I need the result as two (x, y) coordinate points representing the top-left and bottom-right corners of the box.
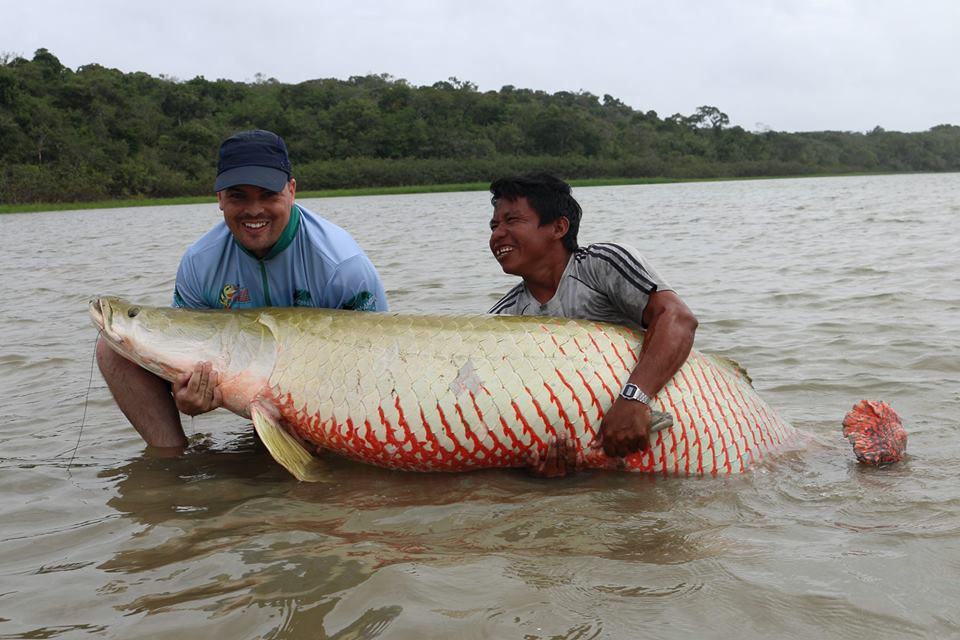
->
(173, 204), (387, 311)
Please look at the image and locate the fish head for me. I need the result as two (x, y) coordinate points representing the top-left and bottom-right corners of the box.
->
(89, 297), (274, 389)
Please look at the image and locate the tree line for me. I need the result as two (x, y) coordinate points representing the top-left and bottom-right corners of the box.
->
(2, 48), (959, 205)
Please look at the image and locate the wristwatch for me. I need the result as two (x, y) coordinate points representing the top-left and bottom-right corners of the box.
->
(619, 383), (653, 407)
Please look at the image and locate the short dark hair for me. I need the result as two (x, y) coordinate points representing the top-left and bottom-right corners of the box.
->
(489, 173), (582, 251)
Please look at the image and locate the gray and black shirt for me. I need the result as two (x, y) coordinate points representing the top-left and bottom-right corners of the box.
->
(488, 243), (671, 330)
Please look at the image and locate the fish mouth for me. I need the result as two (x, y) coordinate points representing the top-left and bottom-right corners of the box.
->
(88, 297), (107, 331)
(89, 297), (122, 344)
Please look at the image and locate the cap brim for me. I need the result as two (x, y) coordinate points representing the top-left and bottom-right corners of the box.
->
(215, 166), (290, 192)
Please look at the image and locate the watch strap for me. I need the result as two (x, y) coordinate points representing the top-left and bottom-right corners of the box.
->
(619, 383), (653, 406)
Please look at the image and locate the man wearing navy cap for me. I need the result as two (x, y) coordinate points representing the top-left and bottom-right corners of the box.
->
(96, 129), (388, 449)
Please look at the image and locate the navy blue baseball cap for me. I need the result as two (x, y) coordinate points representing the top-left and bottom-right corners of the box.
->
(214, 129), (292, 192)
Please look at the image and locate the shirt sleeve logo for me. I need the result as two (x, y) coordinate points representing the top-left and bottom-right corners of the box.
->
(219, 284), (250, 308)
(342, 291), (376, 311)
(293, 289), (313, 307)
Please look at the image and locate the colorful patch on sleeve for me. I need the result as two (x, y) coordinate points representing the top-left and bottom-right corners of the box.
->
(341, 291), (376, 311)
(219, 284), (250, 308)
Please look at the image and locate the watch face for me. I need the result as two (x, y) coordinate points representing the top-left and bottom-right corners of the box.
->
(620, 383), (651, 405)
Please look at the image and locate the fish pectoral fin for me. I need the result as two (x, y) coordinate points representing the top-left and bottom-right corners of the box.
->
(250, 403), (328, 483)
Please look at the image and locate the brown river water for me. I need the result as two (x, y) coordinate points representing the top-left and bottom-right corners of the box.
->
(1, 174), (958, 639)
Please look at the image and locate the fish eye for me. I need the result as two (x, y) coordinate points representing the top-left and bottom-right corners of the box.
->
(127, 307), (141, 318)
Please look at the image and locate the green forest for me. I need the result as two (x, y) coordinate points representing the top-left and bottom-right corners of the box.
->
(2, 48), (959, 206)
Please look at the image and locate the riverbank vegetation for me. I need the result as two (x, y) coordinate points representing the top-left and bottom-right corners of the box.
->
(2, 48), (959, 207)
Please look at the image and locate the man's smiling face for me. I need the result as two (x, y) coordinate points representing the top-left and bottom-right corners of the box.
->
(218, 180), (296, 258)
(489, 196), (561, 278)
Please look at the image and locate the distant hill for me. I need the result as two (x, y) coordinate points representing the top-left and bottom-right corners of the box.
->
(2, 48), (958, 205)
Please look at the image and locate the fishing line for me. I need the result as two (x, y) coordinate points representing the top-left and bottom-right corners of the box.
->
(65, 332), (100, 475)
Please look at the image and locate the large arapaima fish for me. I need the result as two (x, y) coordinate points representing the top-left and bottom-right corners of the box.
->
(89, 297), (906, 481)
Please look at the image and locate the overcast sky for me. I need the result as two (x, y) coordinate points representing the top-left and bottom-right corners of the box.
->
(4, 0), (957, 133)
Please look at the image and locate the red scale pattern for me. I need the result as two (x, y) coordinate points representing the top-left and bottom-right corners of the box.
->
(264, 317), (816, 474)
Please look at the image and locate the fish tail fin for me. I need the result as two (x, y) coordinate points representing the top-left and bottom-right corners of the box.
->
(841, 400), (907, 465)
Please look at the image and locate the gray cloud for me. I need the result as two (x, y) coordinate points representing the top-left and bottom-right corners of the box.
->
(4, 0), (957, 132)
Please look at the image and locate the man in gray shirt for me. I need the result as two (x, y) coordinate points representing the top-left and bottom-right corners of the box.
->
(487, 174), (699, 476)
